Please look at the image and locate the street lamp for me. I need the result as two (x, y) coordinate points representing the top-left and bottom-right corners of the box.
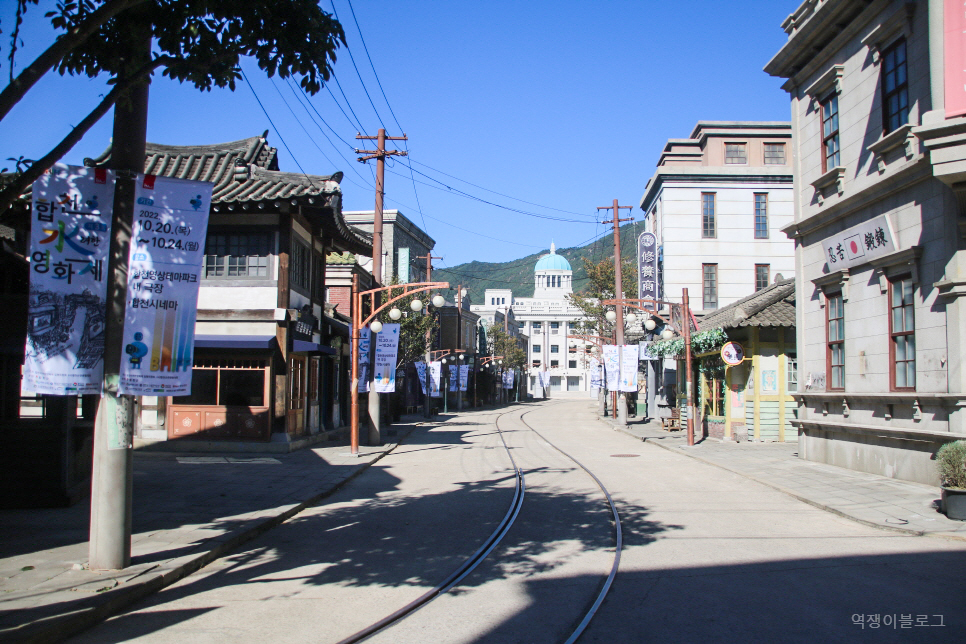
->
(605, 309), (617, 323)
(644, 318), (657, 331)
(625, 312), (638, 325)
(661, 328), (675, 341)
(370, 319), (383, 333)
(389, 307), (402, 320)
(410, 299), (423, 311)
(432, 294), (445, 307)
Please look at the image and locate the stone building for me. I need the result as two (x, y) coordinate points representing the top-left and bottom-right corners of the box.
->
(765, 0), (966, 485)
(639, 122), (796, 313)
(343, 209), (435, 284)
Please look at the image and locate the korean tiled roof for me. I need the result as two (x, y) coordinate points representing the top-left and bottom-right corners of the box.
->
(699, 278), (796, 330)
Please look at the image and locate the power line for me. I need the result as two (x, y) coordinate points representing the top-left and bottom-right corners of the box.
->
(345, 0), (404, 133)
(241, 70), (307, 176)
(329, 0), (388, 130)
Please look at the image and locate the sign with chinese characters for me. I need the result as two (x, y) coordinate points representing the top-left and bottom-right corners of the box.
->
(637, 232), (659, 300)
(373, 323), (400, 393)
(946, 0), (966, 118)
(24, 165), (115, 395)
(118, 175), (212, 395)
(821, 215), (896, 270)
(619, 344), (639, 392)
(459, 364), (469, 391)
(720, 341), (744, 366)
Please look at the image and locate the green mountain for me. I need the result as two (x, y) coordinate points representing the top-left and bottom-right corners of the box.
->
(434, 222), (640, 304)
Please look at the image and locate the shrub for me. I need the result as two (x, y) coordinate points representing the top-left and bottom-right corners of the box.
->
(936, 441), (966, 489)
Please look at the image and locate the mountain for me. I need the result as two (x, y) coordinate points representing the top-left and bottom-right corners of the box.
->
(433, 222), (641, 305)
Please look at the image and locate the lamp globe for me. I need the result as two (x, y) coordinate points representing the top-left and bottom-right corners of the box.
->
(370, 320), (383, 333)
(432, 295), (445, 308)
(410, 299), (423, 312)
(389, 308), (402, 321)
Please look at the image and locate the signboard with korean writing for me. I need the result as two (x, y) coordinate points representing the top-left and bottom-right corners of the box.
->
(373, 323), (400, 393)
(118, 175), (212, 395)
(637, 232), (659, 300)
(619, 344), (639, 392)
(24, 165), (115, 395)
(821, 214), (896, 271)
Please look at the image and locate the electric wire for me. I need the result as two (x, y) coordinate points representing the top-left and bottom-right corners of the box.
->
(345, 0), (404, 134)
(241, 70), (307, 176)
(329, 0), (388, 130)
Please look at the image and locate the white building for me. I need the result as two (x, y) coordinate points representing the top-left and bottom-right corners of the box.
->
(473, 244), (594, 395)
(639, 122), (796, 313)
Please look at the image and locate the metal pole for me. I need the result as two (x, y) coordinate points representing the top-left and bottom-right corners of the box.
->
(683, 288), (695, 446)
(89, 19), (150, 571)
(350, 274), (360, 455)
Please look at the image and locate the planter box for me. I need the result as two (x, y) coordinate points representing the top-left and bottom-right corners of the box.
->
(941, 487), (966, 521)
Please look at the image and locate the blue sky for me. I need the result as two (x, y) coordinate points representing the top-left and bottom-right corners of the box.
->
(0, 0), (799, 269)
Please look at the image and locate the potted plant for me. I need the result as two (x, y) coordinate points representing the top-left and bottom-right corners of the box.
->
(937, 440), (966, 520)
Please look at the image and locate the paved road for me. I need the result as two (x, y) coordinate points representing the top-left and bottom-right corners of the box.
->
(72, 400), (966, 643)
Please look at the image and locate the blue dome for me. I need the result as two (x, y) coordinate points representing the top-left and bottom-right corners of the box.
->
(535, 251), (571, 272)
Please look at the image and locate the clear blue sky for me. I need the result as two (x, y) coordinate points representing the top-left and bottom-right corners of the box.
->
(0, 0), (800, 270)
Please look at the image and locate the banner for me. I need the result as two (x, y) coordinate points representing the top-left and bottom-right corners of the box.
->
(640, 341), (659, 361)
(619, 344), (639, 392)
(358, 364), (369, 393)
(448, 364), (458, 392)
(637, 231), (659, 300)
(354, 324), (371, 392)
(117, 175), (212, 395)
(429, 361), (442, 397)
(373, 323), (400, 393)
(502, 369), (515, 389)
(459, 364), (469, 391)
(602, 345), (619, 390)
(539, 370), (550, 389)
(589, 357), (602, 390)
(24, 165), (115, 395)
(414, 361), (427, 394)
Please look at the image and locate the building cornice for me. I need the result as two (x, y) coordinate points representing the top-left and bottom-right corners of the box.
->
(639, 166), (794, 212)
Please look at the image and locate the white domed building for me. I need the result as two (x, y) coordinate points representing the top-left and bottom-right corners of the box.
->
(476, 243), (594, 396)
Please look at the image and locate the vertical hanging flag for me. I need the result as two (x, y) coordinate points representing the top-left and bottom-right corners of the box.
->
(373, 323), (400, 393)
(619, 344), (640, 392)
(458, 364), (469, 391)
(118, 175), (212, 395)
(502, 369), (515, 389)
(429, 361), (442, 397)
(448, 364), (458, 392)
(356, 324), (371, 393)
(638, 232), (659, 300)
(414, 361), (428, 394)
(589, 357), (602, 390)
(24, 165), (116, 395)
(602, 345), (620, 390)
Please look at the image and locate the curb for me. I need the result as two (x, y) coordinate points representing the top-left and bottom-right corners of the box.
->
(600, 417), (966, 544)
(2, 426), (417, 644)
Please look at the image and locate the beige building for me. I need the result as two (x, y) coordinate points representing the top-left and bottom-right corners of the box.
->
(765, 0), (966, 485)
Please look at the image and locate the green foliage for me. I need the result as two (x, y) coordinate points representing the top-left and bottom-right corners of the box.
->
(937, 441), (966, 489)
(648, 328), (728, 360)
(375, 280), (437, 369)
(486, 323), (526, 371)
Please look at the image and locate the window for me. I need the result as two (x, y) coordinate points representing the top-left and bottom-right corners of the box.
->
(550, 322), (559, 329)
(821, 94), (840, 171)
(725, 143), (747, 164)
(569, 360), (577, 369)
(702, 193), (716, 238)
(550, 345), (559, 354)
(532, 344), (541, 353)
(881, 39), (909, 133)
(754, 193), (768, 239)
(519, 321), (526, 330)
(702, 264), (718, 310)
(312, 251), (324, 300)
(764, 143), (786, 165)
(204, 232), (272, 278)
(755, 264), (770, 291)
(826, 293), (845, 390)
(290, 239), (311, 291)
(786, 353), (798, 393)
(172, 358), (269, 407)
(568, 321), (577, 329)
(532, 322), (542, 331)
(550, 360), (559, 368)
(533, 360), (541, 367)
(890, 276), (915, 390)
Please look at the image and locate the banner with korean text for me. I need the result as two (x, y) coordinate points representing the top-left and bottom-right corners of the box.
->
(502, 369), (515, 389)
(429, 361), (442, 397)
(373, 323), (400, 393)
(589, 357), (602, 390)
(619, 344), (639, 392)
(118, 175), (212, 395)
(602, 345), (620, 390)
(459, 364), (469, 391)
(415, 361), (428, 394)
(356, 324), (371, 393)
(24, 165), (115, 395)
(448, 365), (458, 392)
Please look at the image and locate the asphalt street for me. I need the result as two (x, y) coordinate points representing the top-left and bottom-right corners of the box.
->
(70, 399), (966, 643)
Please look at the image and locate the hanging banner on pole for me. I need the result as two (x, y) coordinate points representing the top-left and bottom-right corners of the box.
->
(589, 357), (602, 390)
(602, 345), (620, 390)
(459, 364), (469, 391)
(448, 364), (458, 392)
(24, 164), (115, 395)
(619, 344), (639, 392)
(429, 361), (442, 397)
(414, 361), (427, 394)
(539, 370), (550, 389)
(118, 175), (212, 395)
(638, 232), (659, 300)
(373, 323), (400, 393)
(502, 369), (515, 389)
(354, 324), (371, 393)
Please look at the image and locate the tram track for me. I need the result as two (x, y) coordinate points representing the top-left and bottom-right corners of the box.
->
(338, 402), (622, 644)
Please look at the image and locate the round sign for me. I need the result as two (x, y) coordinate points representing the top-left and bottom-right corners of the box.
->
(720, 341), (744, 366)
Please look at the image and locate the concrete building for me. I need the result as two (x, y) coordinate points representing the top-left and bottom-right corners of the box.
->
(343, 209), (435, 284)
(473, 244), (594, 396)
(765, 0), (966, 485)
(639, 122), (796, 313)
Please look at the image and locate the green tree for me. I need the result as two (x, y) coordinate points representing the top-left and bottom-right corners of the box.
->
(0, 0), (345, 215)
(374, 279), (438, 370)
(485, 323), (526, 371)
(567, 255), (638, 340)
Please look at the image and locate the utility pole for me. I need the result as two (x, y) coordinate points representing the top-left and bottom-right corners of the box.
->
(598, 199), (634, 424)
(416, 252), (442, 418)
(456, 285), (465, 412)
(356, 129), (407, 445)
(89, 18), (151, 571)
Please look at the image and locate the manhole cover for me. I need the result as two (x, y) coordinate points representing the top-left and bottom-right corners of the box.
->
(610, 454), (640, 458)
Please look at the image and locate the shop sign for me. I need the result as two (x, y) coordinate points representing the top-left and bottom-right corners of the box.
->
(119, 174), (212, 395)
(292, 305), (317, 342)
(720, 341), (744, 366)
(24, 164), (116, 395)
(637, 232), (659, 299)
(821, 214), (896, 270)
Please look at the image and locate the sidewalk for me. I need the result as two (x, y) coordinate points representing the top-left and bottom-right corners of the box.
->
(599, 415), (966, 541)
(0, 420), (424, 644)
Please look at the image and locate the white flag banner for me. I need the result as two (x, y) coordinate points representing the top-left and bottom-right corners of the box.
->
(589, 357), (602, 390)
(414, 361), (427, 394)
(539, 371), (550, 388)
(118, 174), (212, 395)
(373, 323), (400, 393)
(602, 345), (620, 390)
(358, 364), (369, 393)
(448, 364), (458, 392)
(458, 364), (469, 391)
(24, 164), (116, 395)
(619, 344), (639, 392)
(502, 369), (515, 389)
(429, 361), (442, 397)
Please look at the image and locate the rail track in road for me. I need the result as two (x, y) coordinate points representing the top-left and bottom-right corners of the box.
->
(338, 402), (622, 644)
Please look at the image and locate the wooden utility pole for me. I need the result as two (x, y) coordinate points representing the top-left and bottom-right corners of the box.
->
(416, 252), (442, 417)
(598, 199), (634, 422)
(355, 129), (407, 444)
